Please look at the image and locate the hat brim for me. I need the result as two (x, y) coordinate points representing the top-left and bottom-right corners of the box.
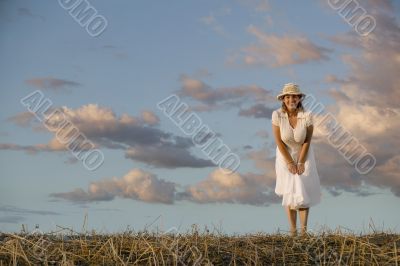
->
(277, 93), (305, 101)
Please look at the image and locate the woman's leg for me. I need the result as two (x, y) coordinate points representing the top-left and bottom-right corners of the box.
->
(298, 207), (309, 235)
(285, 206), (297, 236)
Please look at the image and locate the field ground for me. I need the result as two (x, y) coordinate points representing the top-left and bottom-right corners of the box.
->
(0, 226), (399, 265)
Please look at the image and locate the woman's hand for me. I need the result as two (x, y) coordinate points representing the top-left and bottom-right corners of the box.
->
(287, 162), (297, 174)
(297, 163), (305, 175)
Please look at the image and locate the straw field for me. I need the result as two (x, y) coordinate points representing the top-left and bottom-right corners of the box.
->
(1, 225), (399, 265)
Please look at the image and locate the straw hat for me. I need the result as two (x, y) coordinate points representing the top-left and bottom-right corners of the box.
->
(276, 83), (305, 101)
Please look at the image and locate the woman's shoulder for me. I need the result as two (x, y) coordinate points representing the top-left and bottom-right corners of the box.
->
(272, 108), (284, 117)
(299, 109), (314, 126)
(271, 108), (284, 126)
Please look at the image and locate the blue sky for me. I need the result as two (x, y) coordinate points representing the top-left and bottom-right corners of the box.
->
(1, 0), (399, 235)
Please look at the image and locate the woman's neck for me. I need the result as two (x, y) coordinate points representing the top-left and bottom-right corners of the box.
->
(287, 109), (298, 117)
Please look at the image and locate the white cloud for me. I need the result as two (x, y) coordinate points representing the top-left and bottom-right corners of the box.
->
(228, 25), (331, 67)
(320, 0), (400, 196)
(176, 74), (274, 112)
(51, 169), (176, 204)
(179, 168), (278, 205)
(25, 77), (81, 91)
(3, 104), (214, 168)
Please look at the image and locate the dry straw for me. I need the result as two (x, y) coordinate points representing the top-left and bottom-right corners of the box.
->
(0, 224), (399, 265)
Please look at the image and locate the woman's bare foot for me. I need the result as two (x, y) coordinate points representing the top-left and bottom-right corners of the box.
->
(290, 228), (297, 237)
(300, 228), (307, 237)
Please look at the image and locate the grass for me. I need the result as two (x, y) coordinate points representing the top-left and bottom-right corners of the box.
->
(1, 224), (399, 265)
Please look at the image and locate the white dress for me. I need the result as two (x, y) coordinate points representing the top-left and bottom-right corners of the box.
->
(272, 108), (322, 210)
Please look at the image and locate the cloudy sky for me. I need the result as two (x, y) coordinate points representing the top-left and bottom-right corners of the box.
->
(1, 0), (399, 235)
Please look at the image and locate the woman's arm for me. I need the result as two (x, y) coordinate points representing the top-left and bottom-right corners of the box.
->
(272, 124), (295, 164)
(297, 125), (314, 163)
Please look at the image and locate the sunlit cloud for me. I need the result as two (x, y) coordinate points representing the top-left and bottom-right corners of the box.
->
(25, 77), (81, 91)
(228, 25), (332, 67)
(175, 74), (274, 112)
(238, 103), (274, 118)
(3, 104), (214, 168)
(317, 0), (400, 196)
(51, 169), (176, 204)
(177, 168), (279, 206)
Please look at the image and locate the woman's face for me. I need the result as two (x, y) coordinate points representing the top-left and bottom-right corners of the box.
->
(283, 94), (301, 111)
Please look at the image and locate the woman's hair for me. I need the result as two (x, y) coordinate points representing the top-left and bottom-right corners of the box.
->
(281, 99), (304, 113)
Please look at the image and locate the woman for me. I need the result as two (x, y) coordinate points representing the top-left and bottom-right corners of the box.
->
(271, 83), (321, 237)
